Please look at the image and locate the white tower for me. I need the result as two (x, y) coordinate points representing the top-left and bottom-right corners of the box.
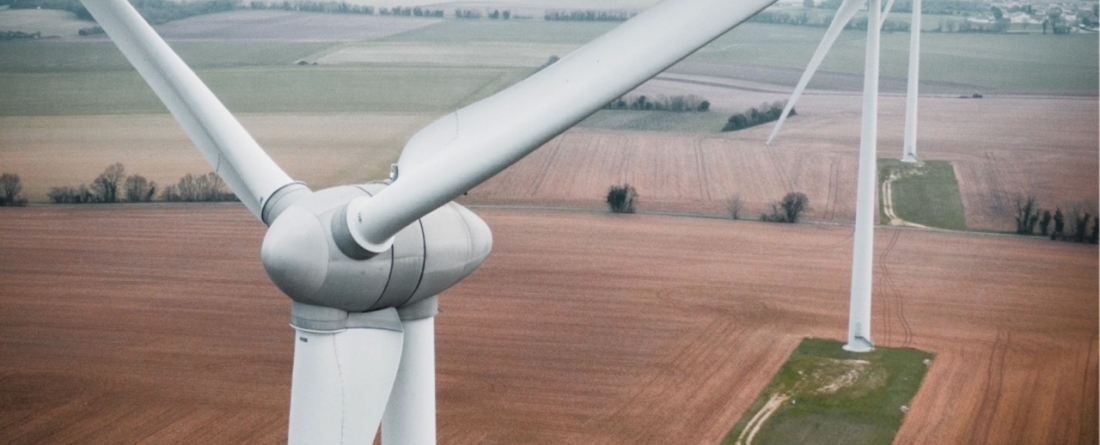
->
(901, 0), (922, 163)
(844, 0), (882, 353)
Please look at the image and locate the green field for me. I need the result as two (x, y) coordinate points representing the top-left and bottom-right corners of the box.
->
(693, 23), (1098, 92)
(879, 159), (968, 231)
(0, 63), (527, 115)
(0, 14), (1095, 118)
(722, 338), (933, 445)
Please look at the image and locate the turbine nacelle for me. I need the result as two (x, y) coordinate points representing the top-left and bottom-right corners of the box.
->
(261, 183), (492, 314)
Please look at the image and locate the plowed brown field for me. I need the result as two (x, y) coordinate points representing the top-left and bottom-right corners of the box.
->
(1, 205), (1095, 444)
(467, 94), (1098, 231)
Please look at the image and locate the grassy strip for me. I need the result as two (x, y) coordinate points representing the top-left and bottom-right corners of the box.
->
(721, 338), (933, 445)
(879, 159), (967, 231)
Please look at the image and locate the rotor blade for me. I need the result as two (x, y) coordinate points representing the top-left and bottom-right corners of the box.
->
(81, 0), (296, 222)
(345, 0), (778, 251)
(880, 0), (898, 26)
(288, 309), (405, 445)
(765, 0), (863, 144)
(382, 315), (436, 445)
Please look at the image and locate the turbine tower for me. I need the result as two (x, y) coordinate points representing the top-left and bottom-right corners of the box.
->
(901, 0), (922, 163)
(766, 0), (920, 352)
(80, 0), (778, 443)
(846, 0), (882, 353)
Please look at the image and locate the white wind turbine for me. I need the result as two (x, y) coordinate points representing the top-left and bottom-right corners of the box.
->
(80, 0), (778, 443)
(764, 0), (926, 352)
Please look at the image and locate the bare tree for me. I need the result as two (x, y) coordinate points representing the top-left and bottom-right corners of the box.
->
(780, 192), (809, 223)
(91, 163), (126, 203)
(1014, 195), (1038, 235)
(162, 172), (237, 202)
(1051, 208), (1064, 240)
(0, 173), (27, 206)
(124, 175), (156, 202)
(727, 194), (743, 220)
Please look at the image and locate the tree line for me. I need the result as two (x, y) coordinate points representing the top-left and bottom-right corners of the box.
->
(604, 95), (710, 113)
(722, 101), (792, 132)
(43, 163), (236, 204)
(544, 9), (635, 22)
(1014, 195), (1098, 244)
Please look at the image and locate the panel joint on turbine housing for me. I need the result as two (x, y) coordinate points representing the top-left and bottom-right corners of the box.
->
(291, 302), (404, 333)
(396, 296), (439, 321)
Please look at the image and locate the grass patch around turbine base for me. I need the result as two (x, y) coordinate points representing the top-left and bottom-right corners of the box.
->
(879, 159), (968, 231)
(721, 338), (933, 445)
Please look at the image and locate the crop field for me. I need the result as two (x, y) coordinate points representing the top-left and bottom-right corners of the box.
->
(468, 93), (1097, 232)
(690, 23), (1099, 93)
(0, 9), (88, 37)
(0, 206), (1095, 444)
(0, 65), (528, 116)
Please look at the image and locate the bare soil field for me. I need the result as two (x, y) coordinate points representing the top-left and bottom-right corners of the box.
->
(467, 93), (1098, 232)
(0, 205), (1094, 444)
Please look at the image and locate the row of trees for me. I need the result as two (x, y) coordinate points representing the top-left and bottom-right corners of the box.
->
(1014, 196), (1098, 243)
(722, 101), (792, 132)
(250, 1), (376, 15)
(604, 95), (710, 113)
(45, 163), (236, 204)
(608, 186), (809, 225)
(544, 9), (635, 22)
(0, 31), (42, 40)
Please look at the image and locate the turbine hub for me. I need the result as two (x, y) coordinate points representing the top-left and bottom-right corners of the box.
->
(261, 184), (492, 314)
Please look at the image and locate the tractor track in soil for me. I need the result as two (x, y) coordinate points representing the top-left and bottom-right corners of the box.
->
(878, 228), (913, 347)
(968, 329), (1010, 444)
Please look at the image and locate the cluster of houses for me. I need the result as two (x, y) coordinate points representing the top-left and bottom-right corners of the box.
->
(982, 1), (1098, 32)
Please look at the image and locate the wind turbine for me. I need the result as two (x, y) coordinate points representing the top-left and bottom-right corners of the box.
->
(763, 0), (925, 352)
(80, 0), (777, 443)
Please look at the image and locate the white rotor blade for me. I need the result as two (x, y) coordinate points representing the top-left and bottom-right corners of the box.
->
(382, 316), (436, 445)
(765, 0), (863, 144)
(289, 316), (405, 445)
(346, 0), (778, 250)
(880, 0), (897, 25)
(81, 0), (295, 221)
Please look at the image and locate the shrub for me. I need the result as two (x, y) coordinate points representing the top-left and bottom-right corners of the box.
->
(606, 184), (637, 214)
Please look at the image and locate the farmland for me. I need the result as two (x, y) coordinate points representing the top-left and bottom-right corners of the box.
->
(0, 5), (1096, 445)
(0, 206), (1095, 444)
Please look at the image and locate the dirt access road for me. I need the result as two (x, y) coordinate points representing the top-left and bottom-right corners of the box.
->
(0, 205), (1094, 444)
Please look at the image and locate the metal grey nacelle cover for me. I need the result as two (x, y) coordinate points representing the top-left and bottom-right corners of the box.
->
(261, 184), (491, 312)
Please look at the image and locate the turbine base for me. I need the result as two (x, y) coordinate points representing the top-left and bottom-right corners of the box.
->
(843, 336), (875, 353)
